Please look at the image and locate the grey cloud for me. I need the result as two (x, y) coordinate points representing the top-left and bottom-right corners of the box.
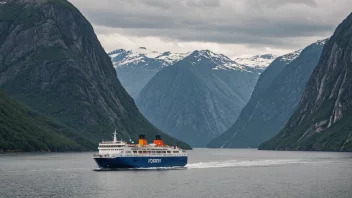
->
(141, 0), (174, 9)
(186, 0), (221, 7)
(69, 0), (351, 50)
(246, 0), (317, 8)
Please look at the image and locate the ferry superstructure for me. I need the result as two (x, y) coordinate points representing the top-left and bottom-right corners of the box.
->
(93, 130), (188, 169)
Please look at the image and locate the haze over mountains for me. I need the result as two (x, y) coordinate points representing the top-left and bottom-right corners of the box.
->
(208, 40), (326, 148)
(0, 0), (190, 151)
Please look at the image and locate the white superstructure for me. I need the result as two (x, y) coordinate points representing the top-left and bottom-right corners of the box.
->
(93, 130), (187, 158)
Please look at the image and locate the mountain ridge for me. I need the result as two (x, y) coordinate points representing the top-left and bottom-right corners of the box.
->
(110, 47), (276, 98)
(259, 13), (352, 152)
(0, 0), (191, 150)
(136, 50), (260, 147)
(208, 39), (326, 148)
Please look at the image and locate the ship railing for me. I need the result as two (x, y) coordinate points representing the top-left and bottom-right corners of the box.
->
(93, 153), (115, 158)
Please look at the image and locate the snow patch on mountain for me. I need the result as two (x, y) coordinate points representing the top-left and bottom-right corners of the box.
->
(108, 47), (189, 70)
(280, 49), (302, 63)
(184, 50), (254, 72)
(156, 51), (190, 64)
(234, 54), (277, 69)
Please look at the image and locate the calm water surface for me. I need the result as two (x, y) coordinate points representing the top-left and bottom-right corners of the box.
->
(0, 149), (351, 198)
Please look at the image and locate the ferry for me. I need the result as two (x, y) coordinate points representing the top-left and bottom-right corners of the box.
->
(93, 130), (188, 169)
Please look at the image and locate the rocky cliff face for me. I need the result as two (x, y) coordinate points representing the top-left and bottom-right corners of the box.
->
(260, 13), (352, 152)
(208, 40), (326, 148)
(136, 50), (259, 147)
(0, 0), (190, 149)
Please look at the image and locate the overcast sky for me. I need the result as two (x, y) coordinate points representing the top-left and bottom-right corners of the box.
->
(69, 0), (351, 57)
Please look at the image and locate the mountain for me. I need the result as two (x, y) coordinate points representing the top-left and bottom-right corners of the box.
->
(259, 13), (352, 152)
(136, 50), (260, 147)
(0, 0), (190, 150)
(208, 40), (326, 148)
(109, 48), (189, 98)
(235, 54), (277, 71)
(0, 90), (95, 152)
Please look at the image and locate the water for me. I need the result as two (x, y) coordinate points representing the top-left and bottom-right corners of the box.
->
(0, 149), (351, 198)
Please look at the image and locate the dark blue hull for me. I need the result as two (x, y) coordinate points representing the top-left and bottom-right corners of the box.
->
(94, 156), (188, 169)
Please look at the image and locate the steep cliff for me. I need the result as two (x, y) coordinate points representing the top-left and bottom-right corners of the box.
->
(260, 13), (352, 151)
(208, 40), (325, 148)
(136, 50), (259, 147)
(0, 0), (190, 149)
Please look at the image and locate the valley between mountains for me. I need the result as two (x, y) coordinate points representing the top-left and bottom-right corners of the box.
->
(0, 0), (351, 152)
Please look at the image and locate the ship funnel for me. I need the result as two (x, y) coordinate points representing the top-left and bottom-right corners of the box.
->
(138, 134), (148, 146)
(154, 135), (165, 146)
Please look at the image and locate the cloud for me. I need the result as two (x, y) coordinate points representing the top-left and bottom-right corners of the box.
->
(186, 0), (221, 7)
(246, 0), (317, 8)
(69, 0), (352, 56)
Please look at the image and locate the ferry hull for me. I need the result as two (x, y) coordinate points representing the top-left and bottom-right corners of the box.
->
(94, 156), (188, 169)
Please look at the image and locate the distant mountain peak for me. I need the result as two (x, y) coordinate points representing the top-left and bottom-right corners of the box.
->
(280, 49), (302, 63)
(235, 54), (277, 69)
(184, 50), (254, 72)
(316, 38), (328, 45)
(109, 48), (189, 68)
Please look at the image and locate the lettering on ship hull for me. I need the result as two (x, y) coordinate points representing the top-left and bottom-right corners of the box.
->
(148, 159), (162, 163)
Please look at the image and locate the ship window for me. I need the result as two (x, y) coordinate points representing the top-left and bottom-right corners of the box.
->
(162, 151), (166, 153)
(167, 151), (171, 153)
(157, 151), (161, 153)
(143, 151), (147, 153)
(133, 151), (137, 153)
(173, 151), (179, 153)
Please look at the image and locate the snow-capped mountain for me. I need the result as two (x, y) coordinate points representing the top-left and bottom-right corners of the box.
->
(108, 47), (190, 98)
(186, 50), (255, 72)
(136, 49), (260, 147)
(109, 47), (189, 71)
(109, 48), (259, 98)
(279, 50), (302, 63)
(235, 54), (277, 70)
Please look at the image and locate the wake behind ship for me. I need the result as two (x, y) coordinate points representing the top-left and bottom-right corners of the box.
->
(93, 130), (188, 169)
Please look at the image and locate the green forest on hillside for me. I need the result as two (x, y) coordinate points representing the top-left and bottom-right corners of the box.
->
(0, 90), (95, 152)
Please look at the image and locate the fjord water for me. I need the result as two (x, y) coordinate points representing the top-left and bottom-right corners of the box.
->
(0, 149), (351, 198)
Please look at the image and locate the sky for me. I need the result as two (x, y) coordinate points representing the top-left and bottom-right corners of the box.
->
(69, 0), (352, 58)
